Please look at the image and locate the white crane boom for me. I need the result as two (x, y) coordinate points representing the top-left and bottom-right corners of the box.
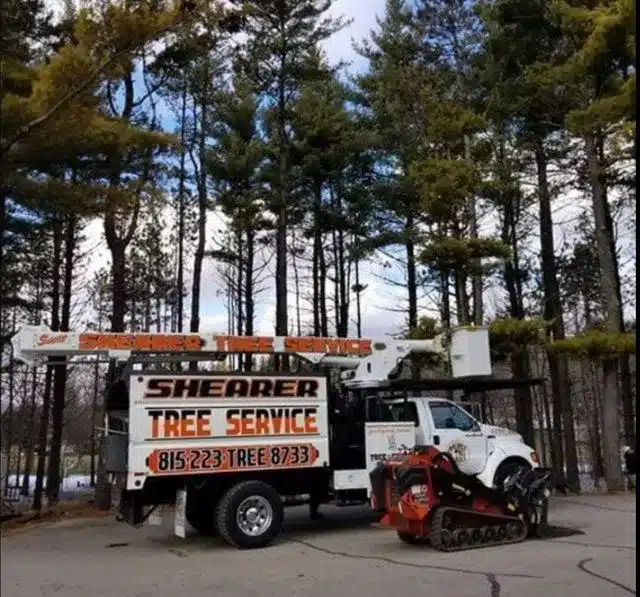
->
(10, 324), (491, 381)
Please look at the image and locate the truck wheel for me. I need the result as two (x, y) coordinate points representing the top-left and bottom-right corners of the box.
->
(216, 481), (283, 549)
(494, 460), (531, 491)
(185, 488), (217, 536)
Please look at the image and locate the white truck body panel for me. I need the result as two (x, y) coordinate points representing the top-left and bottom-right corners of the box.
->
(125, 374), (416, 496)
(389, 397), (538, 488)
(126, 374), (331, 491)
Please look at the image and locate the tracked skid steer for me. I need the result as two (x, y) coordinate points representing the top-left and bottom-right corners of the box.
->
(370, 445), (561, 552)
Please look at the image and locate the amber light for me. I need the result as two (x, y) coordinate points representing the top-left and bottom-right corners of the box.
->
(530, 451), (539, 464)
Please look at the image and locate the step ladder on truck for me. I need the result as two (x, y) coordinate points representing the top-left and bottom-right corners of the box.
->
(11, 325), (556, 550)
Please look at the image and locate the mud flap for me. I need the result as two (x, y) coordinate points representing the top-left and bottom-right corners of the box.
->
(147, 506), (164, 526)
(174, 488), (187, 538)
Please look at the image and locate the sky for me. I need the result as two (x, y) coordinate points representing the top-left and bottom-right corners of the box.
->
(45, 0), (636, 340)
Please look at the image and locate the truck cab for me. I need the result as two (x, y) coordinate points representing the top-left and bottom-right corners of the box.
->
(386, 396), (539, 490)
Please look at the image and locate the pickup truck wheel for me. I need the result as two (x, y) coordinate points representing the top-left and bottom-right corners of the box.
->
(494, 460), (531, 491)
(185, 488), (217, 536)
(216, 481), (283, 549)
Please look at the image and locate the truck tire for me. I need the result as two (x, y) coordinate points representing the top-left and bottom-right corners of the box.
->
(494, 460), (531, 490)
(185, 488), (217, 536)
(216, 481), (283, 549)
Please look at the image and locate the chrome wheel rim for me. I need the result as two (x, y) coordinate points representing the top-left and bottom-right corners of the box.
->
(236, 496), (273, 537)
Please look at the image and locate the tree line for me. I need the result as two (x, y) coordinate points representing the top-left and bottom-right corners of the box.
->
(0, 0), (635, 509)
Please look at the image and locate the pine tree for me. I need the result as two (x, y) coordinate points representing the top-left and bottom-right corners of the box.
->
(237, 0), (348, 357)
(479, 0), (581, 489)
(546, 0), (635, 490)
(354, 0), (426, 333)
(291, 53), (367, 336)
(208, 65), (267, 361)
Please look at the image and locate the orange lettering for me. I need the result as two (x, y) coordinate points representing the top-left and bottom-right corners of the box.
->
(215, 336), (274, 353)
(240, 417), (253, 436)
(180, 416), (195, 437)
(306, 414), (318, 434)
(283, 336), (372, 355)
(78, 333), (201, 352)
(195, 416), (210, 437)
(255, 414), (269, 435)
(164, 415), (180, 437)
(151, 417), (160, 438)
(226, 415), (241, 436)
(291, 416), (304, 434)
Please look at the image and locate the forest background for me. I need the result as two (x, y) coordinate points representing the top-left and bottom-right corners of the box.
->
(0, 0), (635, 510)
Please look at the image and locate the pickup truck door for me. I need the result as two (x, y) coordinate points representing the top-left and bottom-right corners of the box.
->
(426, 400), (488, 475)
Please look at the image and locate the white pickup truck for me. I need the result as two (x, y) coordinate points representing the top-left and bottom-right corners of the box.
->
(385, 396), (539, 490)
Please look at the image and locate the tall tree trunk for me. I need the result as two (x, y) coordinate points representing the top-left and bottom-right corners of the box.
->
(586, 360), (604, 481)
(465, 135), (483, 325)
(354, 256), (362, 338)
(176, 84), (188, 333)
(190, 185), (207, 336)
(501, 176), (534, 446)
(597, 137), (634, 447)
(245, 228), (255, 371)
(319, 240), (328, 337)
(108, 241), (127, 332)
(337, 228), (348, 337)
(584, 135), (624, 491)
(329, 185), (349, 337)
(189, 92), (209, 345)
(291, 231), (302, 336)
(105, 73), (138, 334)
(32, 365), (52, 511)
(275, 61), (289, 370)
(4, 324), (16, 491)
(535, 143), (579, 489)
(90, 358), (100, 487)
(236, 230), (244, 338)
(20, 366), (38, 496)
(47, 214), (76, 505)
(312, 182), (322, 335)
(332, 228), (339, 335)
(440, 272), (451, 329)
(405, 215), (418, 332)
(33, 215), (63, 511)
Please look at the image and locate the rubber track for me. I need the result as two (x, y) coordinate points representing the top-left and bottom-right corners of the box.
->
(429, 506), (528, 552)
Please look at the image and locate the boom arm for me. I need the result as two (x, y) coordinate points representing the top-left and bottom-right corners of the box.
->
(10, 324), (491, 380)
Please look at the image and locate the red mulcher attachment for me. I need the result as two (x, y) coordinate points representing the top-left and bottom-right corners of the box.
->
(369, 445), (558, 551)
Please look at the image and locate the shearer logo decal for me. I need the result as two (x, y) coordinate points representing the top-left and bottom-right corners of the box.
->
(447, 441), (468, 463)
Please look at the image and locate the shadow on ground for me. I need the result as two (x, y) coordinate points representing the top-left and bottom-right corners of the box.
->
(131, 505), (585, 553)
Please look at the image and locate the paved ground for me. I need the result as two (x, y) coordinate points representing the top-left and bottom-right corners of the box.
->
(1, 494), (635, 597)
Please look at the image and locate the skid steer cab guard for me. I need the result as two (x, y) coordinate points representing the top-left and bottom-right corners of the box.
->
(370, 445), (559, 551)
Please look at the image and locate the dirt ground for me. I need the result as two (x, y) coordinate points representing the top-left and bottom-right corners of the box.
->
(1, 494), (635, 597)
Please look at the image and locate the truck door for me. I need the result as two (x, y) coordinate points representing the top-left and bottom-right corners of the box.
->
(365, 395), (415, 470)
(427, 400), (488, 475)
